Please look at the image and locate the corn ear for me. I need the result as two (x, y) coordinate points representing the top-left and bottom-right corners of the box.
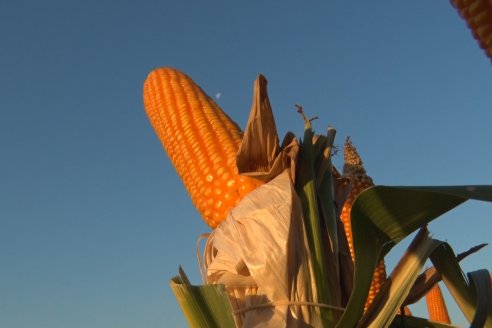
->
(426, 283), (451, 324)
(341, 138), (387, 309)
(451, 0), (492, 61)
(143, 67), (263, 228)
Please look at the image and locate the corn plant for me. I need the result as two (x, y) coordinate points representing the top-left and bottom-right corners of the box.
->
(143, 68), (492, 328)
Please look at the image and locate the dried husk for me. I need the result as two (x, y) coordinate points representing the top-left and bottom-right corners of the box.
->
(236, 75), (298, 182)
(203, 75), (325, 327)
(204, 170), (318, 327)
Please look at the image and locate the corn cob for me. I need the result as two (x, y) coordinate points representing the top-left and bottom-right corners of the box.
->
(426, 283), (451, 324)
(403, 306), (412, 316)
(143, 67), (263, 228)
(451, 0), (492, 61)
(341, 138), (387, 309)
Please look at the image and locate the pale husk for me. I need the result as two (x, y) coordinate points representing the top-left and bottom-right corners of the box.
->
(204, 170), (318, 327)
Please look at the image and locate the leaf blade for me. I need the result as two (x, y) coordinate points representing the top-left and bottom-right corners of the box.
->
(170, 267), (236, 328)
(336, 185), (492, 328)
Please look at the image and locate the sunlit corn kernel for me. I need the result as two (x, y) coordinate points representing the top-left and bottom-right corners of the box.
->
(223, 192), (232, 202)
(221, 171), (231, 181)
(238, 183), (255, 197)
(205, 174), (214, 183)
(226, 179), (236, 189)
(214, 200), (223, 210)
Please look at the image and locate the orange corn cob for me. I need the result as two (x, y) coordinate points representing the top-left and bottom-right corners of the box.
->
(341, 138), (387, 309)
(451, 0), (492, 61)
(426, 283), (451, 324)
(143, 67), (263, 228)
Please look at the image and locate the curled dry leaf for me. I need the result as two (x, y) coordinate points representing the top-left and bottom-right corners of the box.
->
(236, 75), (299, 183)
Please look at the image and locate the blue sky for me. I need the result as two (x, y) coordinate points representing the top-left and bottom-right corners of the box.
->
(1, 1), (491, 327)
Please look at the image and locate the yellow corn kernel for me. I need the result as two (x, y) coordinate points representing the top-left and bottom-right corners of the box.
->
(143, 67), (263, 228)
(426, 283), (451, 324)
(341, 137), (387, 309)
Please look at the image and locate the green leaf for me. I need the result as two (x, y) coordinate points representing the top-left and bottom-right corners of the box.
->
(336, 211), (384, 328)
(361, 228), (442, 327)
(404, 243), (487, 306)
(468, 270), (492, 328)
(315, 128), (342, 311)
(170, 267), (236, 328)
(295, 123), (334, 326)
(336, 185), (492, 328)
(390, 315), (459, 328)
(430, 245), (492, 328)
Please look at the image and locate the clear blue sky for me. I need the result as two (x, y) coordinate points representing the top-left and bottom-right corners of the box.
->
(1, 1), (491, 327)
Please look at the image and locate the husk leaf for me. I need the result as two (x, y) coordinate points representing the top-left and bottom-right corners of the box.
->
(170, 267), (236, 328)
(204, 171), (323, 327)
(236, 74), (298, 182)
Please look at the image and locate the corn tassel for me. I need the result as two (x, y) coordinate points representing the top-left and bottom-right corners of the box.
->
(341, 138), (387, 309)
(426, 283), (451, 324)
(143, 67), (263, 228)
(451, 0), (492, 61)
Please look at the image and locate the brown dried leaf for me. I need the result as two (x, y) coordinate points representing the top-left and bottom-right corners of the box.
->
(237, 74), (298, 182)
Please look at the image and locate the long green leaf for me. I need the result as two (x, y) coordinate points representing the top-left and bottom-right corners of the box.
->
(362, 229), (442, 328)
(404, 243), (487, 305)
(336, 210), (384, 328)
(295, 121), (333, 326)
(390, 315), (459, 328)
(336, 185), (492, 328)
(468, 270), (492, 328)
(430, 245), (492, 328)
(316, 128), (342, 312)
(170, 267), (236, 328)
